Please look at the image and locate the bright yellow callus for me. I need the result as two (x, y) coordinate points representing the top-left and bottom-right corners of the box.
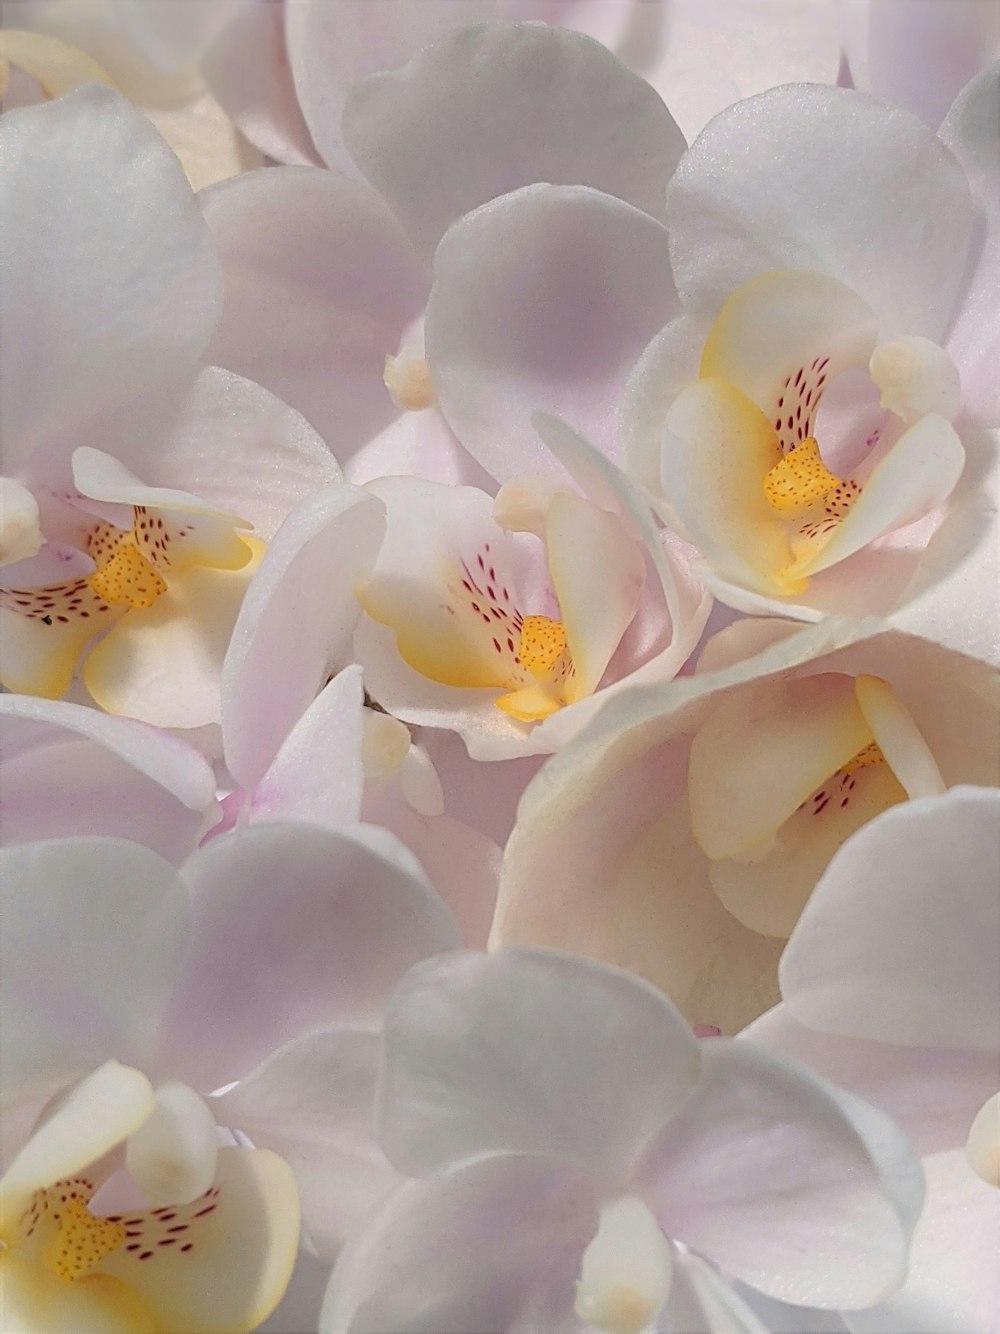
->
(762, 437), (845, 515)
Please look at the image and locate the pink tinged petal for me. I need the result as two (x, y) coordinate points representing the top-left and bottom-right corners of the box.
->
(780, 786), (1000, 1052)
(0, 695), (218, 863)
(688, 672), (874, 861)
(125, 366), (342, 541)
(155, 822), (459, 1090)
(111, 0), (241, 72)
(0, 837), (190, 1097)
(289, 0), (498, 178)
(845, 1149), (1000, 1334)
(746, 1007), (1000, 1159)
(940, 63), (1000, 425)
(0, 1061), (154, 1220)
(544, 490), (645, 702)
(889, 427), (1000, 668)
(660, 378), (800, 598)
(426, 183), (681, 481)
(789, 415), (965, 579)
(0, 476), (42, 565)
(212, 1028), (399, 1259)
(247, 665), (366, 830)
(634, 1040), (922, 1309)
(0, 85), (221, 475)
(665, 84), (976, 341)
(221, 485), (384, 790)
(665, 1251), (771, 1334)
(344, 403), (496, 491)
(343, 21), (685, 258)
(201, 0), (321, 166)
(319, 1155), (601, 1334)
(844, 0), (1000, 130)
(82, 540), (264, 729)
(200, 167), (427, 465)
(378, 948), (701, 1181)
(98, 1145), (301, 1334)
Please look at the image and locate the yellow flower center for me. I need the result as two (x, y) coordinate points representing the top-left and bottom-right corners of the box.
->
(42, 1197), (126, 1282)
(517, 615), (570, 684)
(762, 436), (845, 515)
(88, 539), (167, 610)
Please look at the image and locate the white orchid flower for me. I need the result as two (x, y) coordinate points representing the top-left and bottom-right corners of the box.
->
(320, 948), (923, 1334)
(624, 66), (999, 630)
(492, 616), (1000, 1031)
(0, 86), (338, 723)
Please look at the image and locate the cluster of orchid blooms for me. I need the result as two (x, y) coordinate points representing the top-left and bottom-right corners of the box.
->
(0, 2), (998, 1332)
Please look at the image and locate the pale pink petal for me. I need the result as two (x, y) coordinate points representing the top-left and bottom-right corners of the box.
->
(379, 949), (701, 1180)
(155, 822), (459, 1090)
(111, 0), (241, 72)
(0, 838), (189, 1098)
(665, 85), (975, 339)
(221, 485), (384, 790)
(940, 62), (1000, 426)
(289, 0), (498, 177)
(343, 405), (496, 490)
(843, 0), (1000, 130)
(342, 22), (684, 257)
(214, 1028), (399, 1259)
(845, 1149), (1000, 1334)
(0, 694), (218, 862)
(426, 184), (680, 480)
(746, 1007), (1000, 1158)
(200, 167), (427, 463)
(202, 0), (320, 165)
(245, 664), (366, 831)
(319, 1155), (600, 1334)
(129, 366), (341, 541)
(1, 84), (221, 478)
(635, 1040), (922, 1308)
(665, 1251), (771, 1334)
(780, 787), (1000, 1052)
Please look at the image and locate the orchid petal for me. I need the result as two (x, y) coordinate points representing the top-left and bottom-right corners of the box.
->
(201, 166), (427, 463)
(688, 672), (874, 861)
(201, 0), (319, 165)
(845, 1150), (1000, 1334)
(319, 1155), (600, 1334)
(343, 22), (684, 258)
(1, 84), (221, 475)
(0, 839), (189, 1098)
(746, 1007), (1000, 1158)
(660, 378), (799, 597)
(0, 1060), (154, 1225)
(789, 415), (965, 579)
(212, 1028), (398, 1259)
(82, 540), (264, 729)
(855, 673), (946, 798)
(780, 787), (1000, 1052)
(0, 583), (124, 700)
(940, 63), (1000, 425)
(378, 949), (701, 1181)
(708, 759), (906, 939)
(635, 1040), (921, 1308)
(121, 366), (341, 541)
(0, 26), (116, 97)
(99, 1146), (300, 1334)
(665, 1251), (772, 1334)
(0, 695), (217, 862)
(246, 665), (366, 831)
(0, 1252), (155, 1333)
(426, 183), (680, 480)
(111, 0), (240, 73)
(71, 447), (250, 530)
(665, 84), (975, 340)
(544, 490), (645, 702)
(155, 822), (458, 1090)
(221, 485), (384, 790)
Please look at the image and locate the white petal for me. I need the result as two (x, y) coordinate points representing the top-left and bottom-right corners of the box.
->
(378, 948), (701, 1180)
(780, 787), (1000, 1051)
